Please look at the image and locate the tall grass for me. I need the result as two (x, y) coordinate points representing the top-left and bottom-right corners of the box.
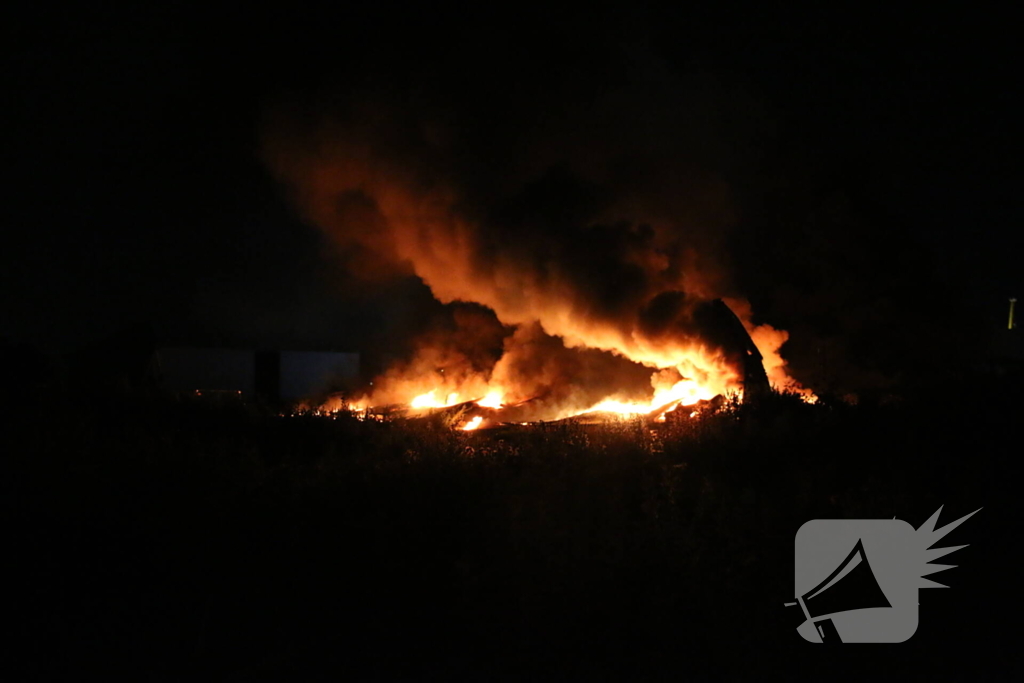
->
(2, 381), (1018, 679)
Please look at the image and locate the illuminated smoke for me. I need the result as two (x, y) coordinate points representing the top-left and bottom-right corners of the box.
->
(260, 75), (810, 417)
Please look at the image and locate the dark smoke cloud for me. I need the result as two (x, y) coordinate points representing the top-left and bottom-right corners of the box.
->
(257, 34), (778, 395)
(257, 5), (983, 401)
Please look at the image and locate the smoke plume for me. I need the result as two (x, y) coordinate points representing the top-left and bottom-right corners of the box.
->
(259, 41), (806, 415)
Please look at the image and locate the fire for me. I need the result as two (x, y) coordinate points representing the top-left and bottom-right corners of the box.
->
(263, 99), (818, 428)
(410, 390), (462, 409)
(302, 319), (816, 424)
(561, 376), (718, 419)
(377, 369), (728, 424)
(477, 391), (504, 408)
(583, 399), (652, 415)
(462, 416), (484, 430)
(651, 377), (716, 409)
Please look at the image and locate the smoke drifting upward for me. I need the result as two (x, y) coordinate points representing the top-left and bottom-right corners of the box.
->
(259, 43), (808, 415)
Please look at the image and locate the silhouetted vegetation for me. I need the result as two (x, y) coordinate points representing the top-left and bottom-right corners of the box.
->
(4, 378), (1019, 680)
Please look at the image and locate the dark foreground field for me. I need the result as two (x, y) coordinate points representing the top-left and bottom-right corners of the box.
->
(3, 379), (1019, 681)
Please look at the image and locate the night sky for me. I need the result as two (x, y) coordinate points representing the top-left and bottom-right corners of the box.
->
(6, 4), (1021, 393)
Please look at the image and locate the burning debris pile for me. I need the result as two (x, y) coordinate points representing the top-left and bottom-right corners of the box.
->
(262, 82), (816, 424)
(309, 390), (730, 432)
(300, 298), (811, 430)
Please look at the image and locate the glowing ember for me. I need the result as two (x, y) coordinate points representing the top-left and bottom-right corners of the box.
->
(462, 416), (484, 430)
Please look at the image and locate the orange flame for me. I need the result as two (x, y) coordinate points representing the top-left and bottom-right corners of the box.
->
(477, 391), (504, 408)
(263, 105), (816, 423)
(462, 416), (484, 430)
(410, 390), (462, 409)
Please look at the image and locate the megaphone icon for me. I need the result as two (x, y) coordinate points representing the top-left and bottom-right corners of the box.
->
(790, 509), (978, 643)
(789, 538), (892, 642)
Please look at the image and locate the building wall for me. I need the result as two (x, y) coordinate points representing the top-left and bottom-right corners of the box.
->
(157, 348), (256, 394)
(156, 348), (360, 402)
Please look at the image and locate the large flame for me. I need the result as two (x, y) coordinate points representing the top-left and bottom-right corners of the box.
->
(477, 391), (504, 409)
(303, 302), (812, 423)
